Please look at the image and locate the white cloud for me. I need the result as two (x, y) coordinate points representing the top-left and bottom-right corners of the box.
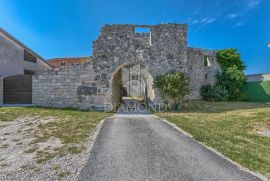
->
(191, 20), (199, 24)
(200, 18), (208, 24)
(227, 13), (239, 19)
(247, 0), (261, 9)
(205, 18), (216, 24)
(231, 21), (245, 29)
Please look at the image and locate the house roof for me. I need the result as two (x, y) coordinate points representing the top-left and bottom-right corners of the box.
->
(47, 57), (90, 68)
(47, 57), (88, 62)
(0, 27), (52, 68)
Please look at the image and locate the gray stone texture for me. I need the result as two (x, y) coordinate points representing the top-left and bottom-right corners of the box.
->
(0, 77), (3, 105)
(33, 24), (220, 109)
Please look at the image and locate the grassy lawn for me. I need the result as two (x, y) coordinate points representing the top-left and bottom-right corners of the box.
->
(157, 101), (270, 178)
(0, 107), (112, 164)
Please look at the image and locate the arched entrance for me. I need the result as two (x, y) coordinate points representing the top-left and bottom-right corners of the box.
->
(110, 63), (154, 110)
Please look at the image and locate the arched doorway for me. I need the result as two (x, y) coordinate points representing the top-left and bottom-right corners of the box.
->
(110, 63), (154, 110)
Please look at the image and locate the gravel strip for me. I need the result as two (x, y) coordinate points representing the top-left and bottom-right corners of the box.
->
(0, 117), (105, 181)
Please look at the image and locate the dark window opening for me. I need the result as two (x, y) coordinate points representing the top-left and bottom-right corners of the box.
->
(132, 75), (139, 80)
(132, 81), (138, 86)
(24, 50), (37, 63)
(60, 61), (66, 66)
(24, 69), (35, 75)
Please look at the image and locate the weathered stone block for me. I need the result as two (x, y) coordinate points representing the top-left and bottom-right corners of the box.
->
(77, 86), (97, 95)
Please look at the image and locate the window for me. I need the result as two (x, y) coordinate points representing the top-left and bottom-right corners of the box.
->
(132, 81), (138, 86)
(24, 50), (37, 63)
(24, 69), (35, 75)
(135, 27), (150, 33)
(135, 27), (152, 46)
(132, 75), (139, 80)
(60, 61), (66, 66)
(204, 56), (211, 67)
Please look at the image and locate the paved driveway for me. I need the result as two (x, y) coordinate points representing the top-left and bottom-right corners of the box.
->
(78, 115), (262, 181)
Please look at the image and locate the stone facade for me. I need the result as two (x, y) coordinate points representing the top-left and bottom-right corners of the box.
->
(33, 24), (220, 109)
(0, 77), (3, 105)
(0, 28), (51, 78)
(187, 48), (220, 99)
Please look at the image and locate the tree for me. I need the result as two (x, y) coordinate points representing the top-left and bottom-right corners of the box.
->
(216, 49), (246, 71)
(155, 71), (190, 110)
(216, 65), (246, 101)
(200, 49), (246, 101)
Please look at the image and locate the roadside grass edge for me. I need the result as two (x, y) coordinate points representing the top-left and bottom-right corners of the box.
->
(152, 115), (268, 181)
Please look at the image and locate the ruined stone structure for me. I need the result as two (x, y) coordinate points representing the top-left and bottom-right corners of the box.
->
(33, 24), (220, 109)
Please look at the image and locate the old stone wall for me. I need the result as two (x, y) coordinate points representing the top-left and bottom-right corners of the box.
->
(0, 77), (3, 105)
(33, 23), (220, 109)
(33, 63), (105, 109)
(187, 48), (220, 99)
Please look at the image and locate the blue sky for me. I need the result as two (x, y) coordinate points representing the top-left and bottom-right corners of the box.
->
(0, 0), (269, 74)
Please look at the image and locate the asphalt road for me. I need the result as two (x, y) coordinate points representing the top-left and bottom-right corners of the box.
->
(78, 115), (262, 181)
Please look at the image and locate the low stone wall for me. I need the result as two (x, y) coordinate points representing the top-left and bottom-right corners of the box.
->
(32, 63), (109, 109)
(0, 77), (3, 105)
(246, 73), (270, 82)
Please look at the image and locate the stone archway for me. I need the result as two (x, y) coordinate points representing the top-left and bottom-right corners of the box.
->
(110, 63), (154, 109)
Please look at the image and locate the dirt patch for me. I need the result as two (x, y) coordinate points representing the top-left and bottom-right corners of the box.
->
(0, 116), (102, 180)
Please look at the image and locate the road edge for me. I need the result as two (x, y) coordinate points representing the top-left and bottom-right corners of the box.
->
(74, 116), (113, 180)
(153, 115), (268, 181)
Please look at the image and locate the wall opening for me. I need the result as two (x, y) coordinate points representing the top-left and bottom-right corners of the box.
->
(204, 56), (211, 67)
(135, 27), (152, 46)
(135, 27), (150, 33)
(24, 50), (37, 63)
(111, 63), (154, 109)
(24, 69), (35, 75)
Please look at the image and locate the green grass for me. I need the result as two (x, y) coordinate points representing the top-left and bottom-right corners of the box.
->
(0, 107), (112, 163)
(242, 80), (270, 102)
(157, 101), (270, 178)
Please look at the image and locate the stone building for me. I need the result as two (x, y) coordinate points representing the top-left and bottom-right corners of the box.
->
(0, 28), (51, 77)
(0, 28), (52, 105)
(33, 24), (220, 110)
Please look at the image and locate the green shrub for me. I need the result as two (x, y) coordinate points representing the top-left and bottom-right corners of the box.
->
(216, 65), (246, 101)
(201, 49), (246, 102)
(200, 84), (229, 101)
(155, 71), (190, 111)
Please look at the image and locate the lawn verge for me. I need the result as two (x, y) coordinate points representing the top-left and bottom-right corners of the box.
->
(156, 101), (270, 179)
